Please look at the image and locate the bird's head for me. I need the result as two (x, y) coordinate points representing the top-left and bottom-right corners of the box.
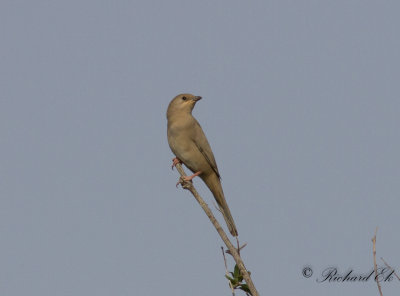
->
(166, 93), (202, 118)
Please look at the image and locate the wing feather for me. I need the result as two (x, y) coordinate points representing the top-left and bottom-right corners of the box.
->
(192, 120), (221, 179)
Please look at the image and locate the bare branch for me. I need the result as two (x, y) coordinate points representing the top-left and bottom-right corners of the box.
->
(174, 163), (259, 296)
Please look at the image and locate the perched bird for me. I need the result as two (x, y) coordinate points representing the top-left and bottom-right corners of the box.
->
(167, 93), (238, 237)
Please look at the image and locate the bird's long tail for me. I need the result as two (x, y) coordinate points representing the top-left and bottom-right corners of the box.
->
(219, 198), (239, 237)
(203, 175), (238, 237)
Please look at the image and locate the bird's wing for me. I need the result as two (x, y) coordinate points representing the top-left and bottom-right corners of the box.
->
(192, 120), (221, 179)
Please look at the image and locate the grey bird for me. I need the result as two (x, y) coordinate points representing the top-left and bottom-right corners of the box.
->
(167, 93), (238, 236)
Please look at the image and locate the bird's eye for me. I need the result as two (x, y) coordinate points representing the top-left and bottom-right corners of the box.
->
(182, 96), (187, 101)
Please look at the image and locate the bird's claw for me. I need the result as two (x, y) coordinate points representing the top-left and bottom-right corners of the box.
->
(171, 157), (182, 170)
(175, 171), (202, 188)
(176, 175), (193, 188)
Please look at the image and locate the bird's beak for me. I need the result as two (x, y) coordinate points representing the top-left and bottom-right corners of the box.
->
(193, 96), (202, 102)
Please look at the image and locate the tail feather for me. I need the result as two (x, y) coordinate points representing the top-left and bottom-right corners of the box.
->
(203, 174), (238, 236)
(219, 201), (238, 237)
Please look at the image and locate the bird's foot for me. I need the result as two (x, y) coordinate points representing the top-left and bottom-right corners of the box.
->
(175, 171), (202, 187)
(171, 157), (182, 170)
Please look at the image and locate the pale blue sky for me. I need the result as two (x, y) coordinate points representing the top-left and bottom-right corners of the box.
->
(1, 1), (399, 295)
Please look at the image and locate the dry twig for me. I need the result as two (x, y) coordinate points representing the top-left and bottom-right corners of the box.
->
(372, 227), (383, 296)
(381, 257), (400, 281)
(221, 247), (235, 296)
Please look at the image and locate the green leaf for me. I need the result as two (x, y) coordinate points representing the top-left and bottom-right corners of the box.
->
(225, 275), (233, 281)
(234, 265), (240, 278)
(239, 284), (251, 294)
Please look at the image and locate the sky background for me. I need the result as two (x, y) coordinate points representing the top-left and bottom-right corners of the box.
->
(1, 1), (399, 295)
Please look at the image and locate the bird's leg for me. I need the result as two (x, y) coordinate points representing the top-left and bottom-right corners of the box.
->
(171, 157), (182, 170)
(182, 171), (202, 181)
(176, 171), (202, 187)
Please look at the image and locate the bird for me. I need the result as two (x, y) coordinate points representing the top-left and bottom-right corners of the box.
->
(166, 93), (238, 237)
